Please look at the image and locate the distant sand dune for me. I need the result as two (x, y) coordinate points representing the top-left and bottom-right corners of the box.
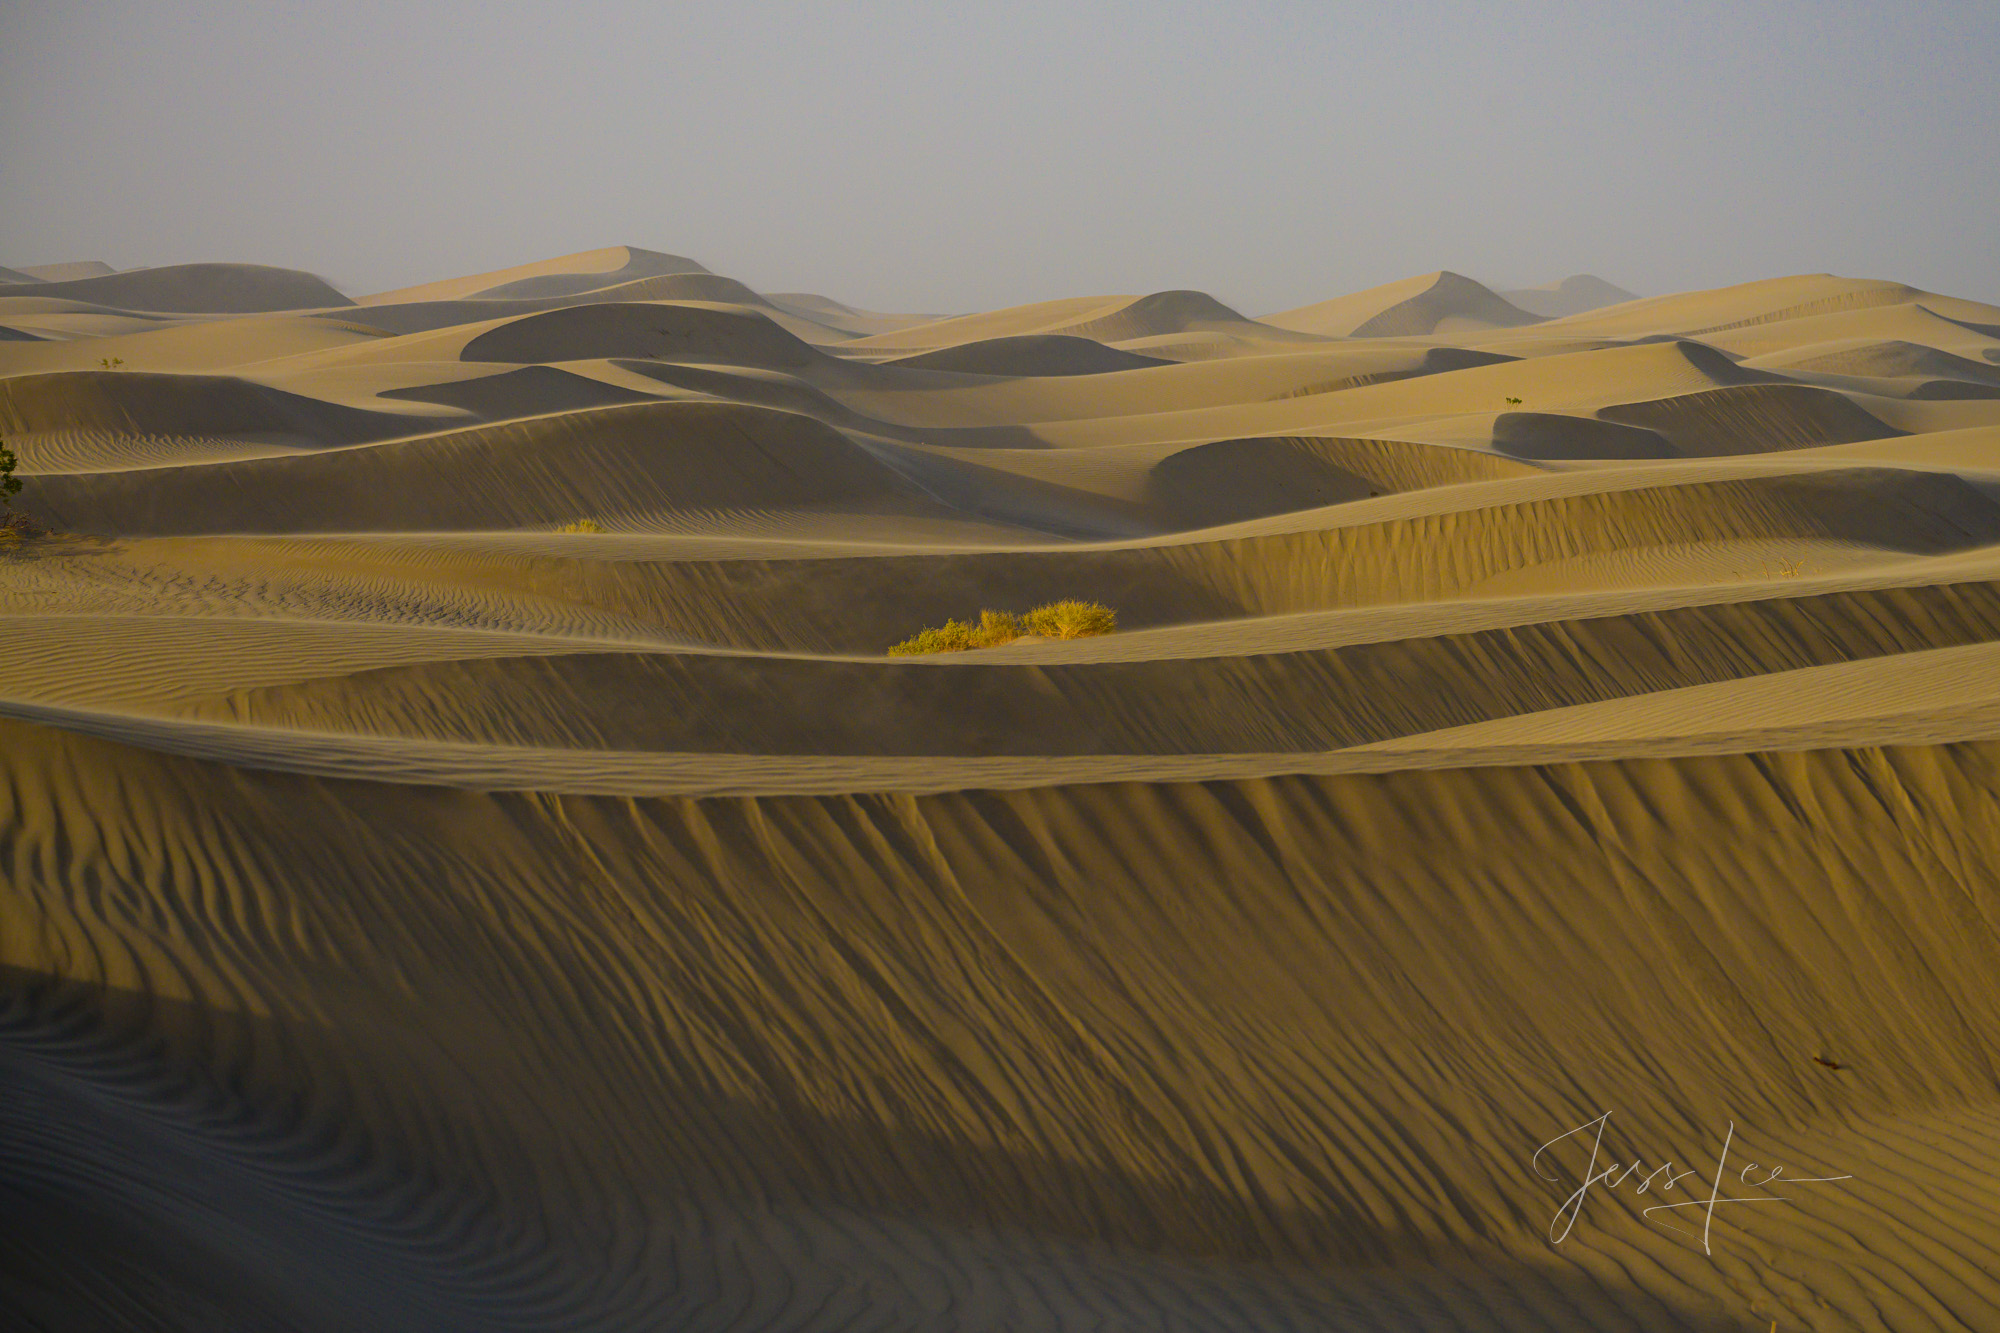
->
(1265, 270), (1545, 337)
(460, 300), (818, 368)
(1498, 274), (1639, 318)
(24, 400), (940, 534)
(377, 364), (662, 418)
(358, 244), (709, 305)
(1598, 381), (1903, 455)
(844, 289), (1305, 354)
(0, 369), (437, 470)
(0, 262), (351, 313)
(1756, 337), (2000, 388)
(6, 259), (117, 282)
(890, 334), (1173, 376)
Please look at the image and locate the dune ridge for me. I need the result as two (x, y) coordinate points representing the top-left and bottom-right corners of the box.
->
(1499, 274), (1640, 318)
(6, 260), (118, 282)
(4, 246), (2000, 1331)
(0, 262), (352, 314)
(1265, 270), (1546, 337)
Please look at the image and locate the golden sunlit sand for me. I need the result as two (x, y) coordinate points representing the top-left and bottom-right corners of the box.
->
(5, 249), (2000, 1330)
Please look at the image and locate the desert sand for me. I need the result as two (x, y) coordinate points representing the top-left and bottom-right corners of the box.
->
(4, 247), (2000, 1331)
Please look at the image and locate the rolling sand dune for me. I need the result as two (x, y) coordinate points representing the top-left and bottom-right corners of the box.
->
(459, 301), (819, 368)
(6, 248), (2000, 1331)
(1749, 338), (2000, 389)
(358, 245), (710, 305)
(0, 262), (352, 314)
(842, 289), (1314, 357)
(1527, 273), (2000, 343)
(337, 276), (879, 347)
(7, 260), (118, 282)
(890, 334), (1174, 376)
(1499, 274), (1641, 318)
(1265, 270), (1546, 337)
(764, 291), (942, 337)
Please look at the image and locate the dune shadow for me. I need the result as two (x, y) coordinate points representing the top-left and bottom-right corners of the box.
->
(0, 964), (1785, 1330)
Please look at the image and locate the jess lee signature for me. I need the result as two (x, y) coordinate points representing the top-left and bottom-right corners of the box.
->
(1533, 1112), (1853, 1254)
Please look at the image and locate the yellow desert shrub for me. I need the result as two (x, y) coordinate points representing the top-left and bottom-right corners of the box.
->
(557, 518), (606, 533)
(887, 602), (1111, 655)
(971, 609), (1020, 646)
(1022, 599), (1117, 639)
(888, 619), (975, 655)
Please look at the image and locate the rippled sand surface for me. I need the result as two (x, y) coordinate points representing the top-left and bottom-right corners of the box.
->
(6, 251), (2000, 1330)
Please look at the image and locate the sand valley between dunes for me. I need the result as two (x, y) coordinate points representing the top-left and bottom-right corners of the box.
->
(5, 248), (2000, 1331)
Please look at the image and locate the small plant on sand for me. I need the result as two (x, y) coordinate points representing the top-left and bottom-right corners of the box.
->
(98, 356), (124, 370)
(970, 609), (1020, 646)
(1504, 396), (1523, 406)
(887, 601), (1113, 654)
(0, 434), (46, 544)
(888, 619), (975, 655)
(1022, 599), (1117, 639)
(557, 517), (606, 533)
(0, 437), (19, 510)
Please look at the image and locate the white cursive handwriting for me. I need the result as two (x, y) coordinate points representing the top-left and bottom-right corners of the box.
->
(1532, 1112), (1852, 1254)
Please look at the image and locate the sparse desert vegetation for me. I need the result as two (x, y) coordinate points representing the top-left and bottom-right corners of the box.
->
(1022, 598), (1118, 639)
(556, 517), (606, 533)
(0, 433), (20, 509)
(888, 602), (1114, 654)
(0, 433), (43, 543)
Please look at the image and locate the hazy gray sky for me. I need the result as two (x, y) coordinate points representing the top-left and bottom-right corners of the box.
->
(5, 0), (1996, 313)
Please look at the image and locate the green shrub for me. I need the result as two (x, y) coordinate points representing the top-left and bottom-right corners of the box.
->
(557, 518), (606, 533)
(1022, 599), (1117, 639)
(887, 601), (1114, 654)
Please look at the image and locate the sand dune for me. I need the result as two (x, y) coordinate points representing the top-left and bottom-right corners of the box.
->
(343, 275), (882, 347)
(842, 289), (1304, 355)
(890, 334), (1173, 376)
(1597, 382), (1902, 455)
(1499, 274), (1640, 318)
(358, 244), (710, 305)
(23, 400), (948, 534)
(0, 262), (352, 313)
(1751, 337), (2000, 386)
(765, 290), (941, 337)
(1265, 270), (1546, 337)
(7, 259), (118, 282)
(459, 300), (819, 368)
(1534, 273), (2000, 343)
(5, 250), (2000, 1331)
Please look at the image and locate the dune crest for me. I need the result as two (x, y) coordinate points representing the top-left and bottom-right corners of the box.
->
(5, 259), (118, 282)
(1265, 270), (1545, 337)
(0, 262), (352, 314)
(1499, 273), (1639, 317)
(358, 245), (711, 306)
